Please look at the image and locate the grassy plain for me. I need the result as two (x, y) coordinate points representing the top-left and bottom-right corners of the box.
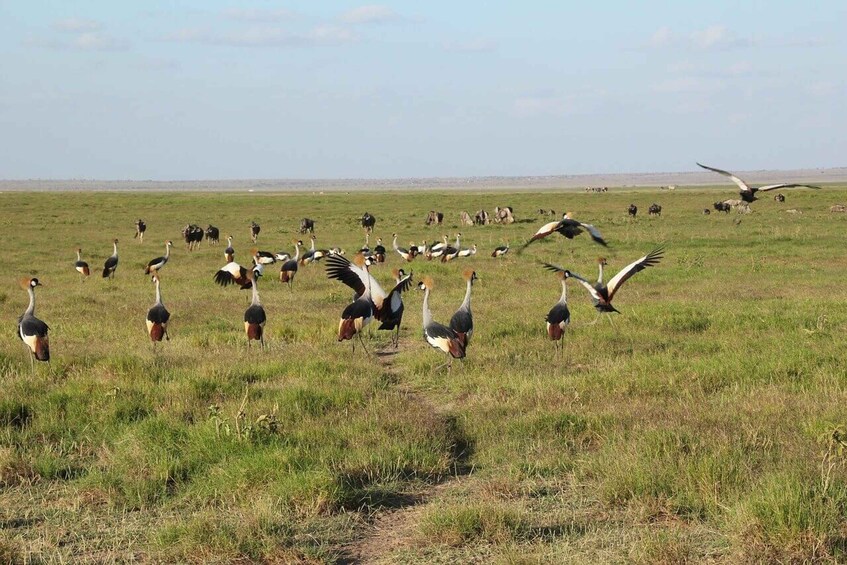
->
(2, 185), (847, 563)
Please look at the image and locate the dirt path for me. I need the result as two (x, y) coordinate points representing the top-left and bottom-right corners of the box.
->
(338, 341), (473, 564)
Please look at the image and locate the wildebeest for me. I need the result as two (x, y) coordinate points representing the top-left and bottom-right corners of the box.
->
(250, 222), (261, 243)
(459, 211), (474, 226)
(425, 211), (444, 226)
(300, 218), (315, 234)
(493, 206), (515, 224)
(713, 201), (731, 213)
(475, 209), (490, 225)
(134, 219), (147, 243)
(205, 224), (220, 244)
(183, 224), (204, 250)
(628, 204), (638, 218)
(774, 194), (785, 203)
(361, 212), (376, 232)
(648, 203), (662, 216)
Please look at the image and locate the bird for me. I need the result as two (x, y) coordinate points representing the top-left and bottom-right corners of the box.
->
(17, 277), (49, 369)
(377, 268), (414, 348)
(326, 253), (415, 347)
(250, 249), (265, 279)
(224, 235), (235, 263)
(457, 244), (477, 259)
(359, 233), (371, 256)
(441, 233), (462, 262)
(74, 248), (90, 281)
(144, 240), (173, 276)
(254, 249), (276, 265)
(519, 213), (607, 254)
(214, 260), (252, 289)
(392, 233), (415, 262)
(102, 239), (119, 279)
(428, 235), (449, 259)
(373, 238), (387, 263)
(542, 246), (664, 317)
(596, 257), (608, 284)
(244, 271), (266, 348)
(696, 162), (822, 203)
(545, 271), (571, 357)
(300, 235), (326, 266)
(450, 270), (478, 349)
(330, 255), (377, 354)
(279, 240), (302, 288)
(418, 277), (465, 371)
(146, 274), (170, 347)
(491, 243), (509, 258)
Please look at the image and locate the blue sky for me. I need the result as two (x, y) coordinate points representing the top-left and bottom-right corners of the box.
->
(0, 1), (844, 180)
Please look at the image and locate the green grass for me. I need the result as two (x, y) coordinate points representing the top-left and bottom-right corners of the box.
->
(2, 186), (847, 562)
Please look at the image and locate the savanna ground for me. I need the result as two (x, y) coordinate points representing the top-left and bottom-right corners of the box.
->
(2, 186), (847, 563)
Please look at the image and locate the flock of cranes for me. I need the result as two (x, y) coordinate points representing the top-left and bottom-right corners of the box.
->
(15, 163), (824, 370)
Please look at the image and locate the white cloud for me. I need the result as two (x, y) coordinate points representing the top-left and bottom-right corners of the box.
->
(340, 5), (402, 24)
(648, 26), (675, 48)
(71, 32), (130, 51)
(650, 77), (726, 94)
(53, 18), (102, 33)
(513, 96), (574, 118)
(165, 25), (357, 47)
(691, 25), (750, 50)
(443, 39), (497, 53)
(221, 8), (295, 22)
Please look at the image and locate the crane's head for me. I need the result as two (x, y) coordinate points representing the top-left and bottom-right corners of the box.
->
(166, 240), (173, 247)
(113, 238), (119, 244)
(21, 277), (42, 290)
(463, 269), (478, 284)
(597, 257), (607, 265)
(418, 276), (434, 291)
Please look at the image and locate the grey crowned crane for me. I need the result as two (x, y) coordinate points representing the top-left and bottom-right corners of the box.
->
(373, 238), (386, 263)
(418, 277), (465, 371)
(491, 243), (509, 258)
(250, 249), (265, 279)
(244, 271), (266, 348)
(542, 246), (664, 317)
(392, 233), (415, 262)
(224, 236), (235, 262)
(279, 240), (302, 288)
(546, 271), (571, 357)
(74, 248), (90, 281)
(144, 240), (173, 276)
(429, 235), (449, 259)
(697, 162), (822, 203)
(326, 254), (415, 348)
(457, 244), (477, 258)
(518, 213), (607, 253)
(254, 249), (276, 265)
(18, 278), (49, 369)
(102, 239), (119, 279)
(328, 255), (376, 354)
(440, 233), (462, 263)
(146, 274), (170, 347)
(300, 235), (327, 266)
(359, 233), (371, 256)
(214, 260), (252, 289)
(449, 270), (478, 349)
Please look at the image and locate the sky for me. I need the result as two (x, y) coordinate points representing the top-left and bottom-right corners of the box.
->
(0, 1), (845, 180)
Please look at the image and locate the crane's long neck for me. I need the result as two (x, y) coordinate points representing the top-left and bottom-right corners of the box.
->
(422, 287), (433, 326)
(454, 234), (461, 247)
(76, 250), (82, 261)
(227, 236), (233, 247)
(164, 243), (170, 259)
(112, 242), (118, 257)
(293, 244), (300, 261)
(365, 233), (369, 246)
(363, 265), (372, 298)
(392, 235), (399, 250)
(25, 287), (36, 316)
(251, 278), (261, 306)
(155, 279), (163, 305)
(460, 279), (472, 311)
(310, 238), (316, 251)
(559, 279), (568, 304)
(597, 262), (604, 284)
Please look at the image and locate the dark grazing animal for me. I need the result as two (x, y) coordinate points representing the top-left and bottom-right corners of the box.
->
(713, 201), (731, 213)
(361, 212), (376, 233)
(205, 225), (220, 244)
(300, 218), (315, 234)
(648, 203), (662, 216)
(628, 204), (638, 218)
(134, 219), (147, 242)
(774, 193), (785, 202)
(183, 224), (203, 250)
(425, 210), (444, 226)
